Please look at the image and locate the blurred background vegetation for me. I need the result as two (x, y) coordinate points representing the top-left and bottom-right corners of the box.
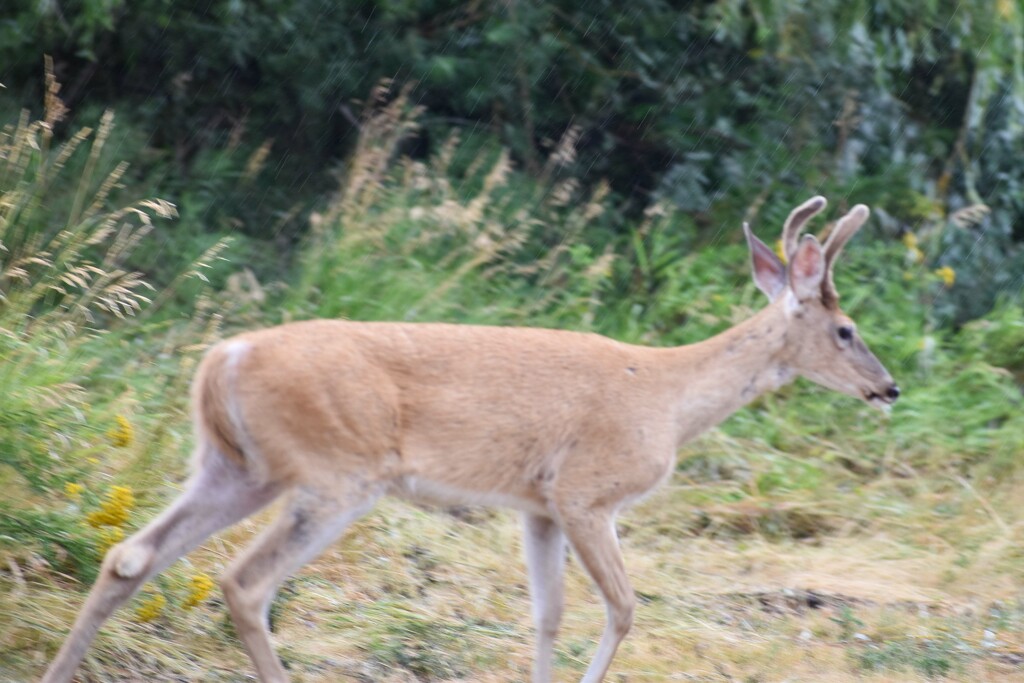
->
(3, 0), (1023, 311)
(2, 1), (1024, 680)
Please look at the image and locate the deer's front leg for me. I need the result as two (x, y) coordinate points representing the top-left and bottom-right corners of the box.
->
(523, 513), (566, 683)
(559, 508), (635, 683)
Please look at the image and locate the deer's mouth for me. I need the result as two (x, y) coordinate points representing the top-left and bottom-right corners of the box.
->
(863, 389), (896, 414)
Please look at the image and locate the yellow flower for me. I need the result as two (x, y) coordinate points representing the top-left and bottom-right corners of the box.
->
(997, 0), (1014, 20)
(97, 526), (124, 554)
(774, 239), (787, 264)
(935, 265), (956, 287)
(902, 232), (924, 264)
(64, 482), (84, 502)
(183, 573), (216, 608)
(107, 415), (134, 448)
(135, 592), (167, 623)
(86, 485), (135, 528)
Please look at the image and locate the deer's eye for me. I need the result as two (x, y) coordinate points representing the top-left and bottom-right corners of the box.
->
(837, 325), (854, 341)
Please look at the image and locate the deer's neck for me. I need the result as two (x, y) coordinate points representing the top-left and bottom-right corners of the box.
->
(658, 300), (794, 445)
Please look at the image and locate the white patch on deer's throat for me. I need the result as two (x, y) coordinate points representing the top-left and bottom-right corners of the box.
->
(868, 397), (894, 415)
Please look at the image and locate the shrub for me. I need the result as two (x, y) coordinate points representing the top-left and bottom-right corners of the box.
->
(0, 63), (173, 580)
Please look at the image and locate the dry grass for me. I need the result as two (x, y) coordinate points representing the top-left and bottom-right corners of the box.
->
(5, 440), (1023, 682)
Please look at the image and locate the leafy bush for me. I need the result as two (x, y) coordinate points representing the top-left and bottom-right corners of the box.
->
(4, 2), (1022, 324)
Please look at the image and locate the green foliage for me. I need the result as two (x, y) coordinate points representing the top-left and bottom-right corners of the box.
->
(0, 507), (102, 582)
(831, 606), (865, 642)
(292, 87), (618, 329)
(4, 3), (1022, 320)
(853, 632), (973, 678)
(0, 72), (201, 584)
(960, 304), (1024, 379)
(360, 600), (476, 678)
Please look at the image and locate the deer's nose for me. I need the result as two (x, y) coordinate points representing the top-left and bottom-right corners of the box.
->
(885, 384), (900, 401)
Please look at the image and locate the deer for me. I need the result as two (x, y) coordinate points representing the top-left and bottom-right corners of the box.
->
(41, 196), (899, 683)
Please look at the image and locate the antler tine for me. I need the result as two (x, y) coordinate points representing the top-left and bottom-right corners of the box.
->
(821, 204), (870, 307)
(782, 196), (827, 262)
(823, 204), (870, 264)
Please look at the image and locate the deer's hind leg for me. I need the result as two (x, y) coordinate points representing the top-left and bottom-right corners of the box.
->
(219, 479), (382, 683)
(41, 445), (283, 683)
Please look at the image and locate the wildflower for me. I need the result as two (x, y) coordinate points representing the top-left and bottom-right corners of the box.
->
(97, 526), (124, 554)
(935, 265), (956, 287)
(107, 415), (134, 448)
(774, 239), (787, 264)
(183, 573), (216, 608)
(902, 232), (924, 264)
(64, 482), (84, 502)
(135, 592), (167, 623)
(86, 485), (135, 528)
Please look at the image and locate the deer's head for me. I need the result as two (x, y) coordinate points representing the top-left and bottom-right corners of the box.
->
(743, 196), (899, 411)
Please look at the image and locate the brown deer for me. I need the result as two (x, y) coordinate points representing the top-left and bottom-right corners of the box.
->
(42, 196), (898, 683)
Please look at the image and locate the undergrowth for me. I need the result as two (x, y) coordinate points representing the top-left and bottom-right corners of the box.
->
(0, 64), (229, 673)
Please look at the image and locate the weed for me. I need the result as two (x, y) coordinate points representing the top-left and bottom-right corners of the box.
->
(831, 606), (865, 642)
(0, 64), (237, 678)
(854, 633), (973, 678)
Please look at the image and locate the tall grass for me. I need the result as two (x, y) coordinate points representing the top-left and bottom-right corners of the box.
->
(0, 64), (232, 678)
(0, 61), (176, 572)
(293, 83), (617, 329)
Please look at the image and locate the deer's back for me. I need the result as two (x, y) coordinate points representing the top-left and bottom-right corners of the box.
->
(195, 320), (675, 507)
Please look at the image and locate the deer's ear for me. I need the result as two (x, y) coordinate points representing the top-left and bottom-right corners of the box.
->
(789, 234), (826, 301)
(744, 222), (786, 301)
